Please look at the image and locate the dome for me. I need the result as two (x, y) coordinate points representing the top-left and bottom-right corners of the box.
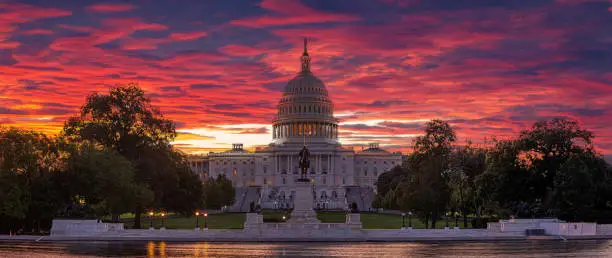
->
(271, 38), (338, 144)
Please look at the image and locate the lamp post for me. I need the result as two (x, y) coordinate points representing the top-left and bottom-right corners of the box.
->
(161, 212), (166, 229)
(445, 211), (450, 229)
(204, 213), (208, 230)
(401, 213), (406, 230)
(149, 211), (154, 229)
(408, 211), (413, 228)
(454, 211), (459, 228)
(195, 211), (200, 229)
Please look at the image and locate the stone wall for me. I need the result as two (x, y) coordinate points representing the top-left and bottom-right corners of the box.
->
(51, 219), (125, 236)
(597, 224), (612, 235)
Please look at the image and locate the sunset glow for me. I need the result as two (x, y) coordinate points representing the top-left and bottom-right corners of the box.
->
(1, 0), (611, 161)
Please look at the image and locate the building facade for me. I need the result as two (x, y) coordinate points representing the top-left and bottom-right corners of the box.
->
(190, 39), (402, 212)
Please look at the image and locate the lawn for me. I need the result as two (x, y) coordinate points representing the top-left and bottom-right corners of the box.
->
(119, 212), (471, 230)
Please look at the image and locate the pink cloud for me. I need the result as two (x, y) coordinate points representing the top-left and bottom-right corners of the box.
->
(86, 3), (136, 13)
(230, 0), (360, 27)
(169, 31), (208, 41)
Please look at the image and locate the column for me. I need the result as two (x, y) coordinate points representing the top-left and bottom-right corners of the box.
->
(331, 153), (335, 174)
(327, 154), (331, 173)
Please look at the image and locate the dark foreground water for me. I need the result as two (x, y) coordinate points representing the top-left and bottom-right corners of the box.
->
(1, 240), (611, 257)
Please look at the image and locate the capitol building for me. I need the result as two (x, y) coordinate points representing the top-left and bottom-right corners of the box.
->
(189, 39), (402, 212)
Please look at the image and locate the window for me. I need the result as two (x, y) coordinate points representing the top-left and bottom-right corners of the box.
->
(322, 177), (327, 185)
(364, 168), (368, 177)
(263, 166), (268, 174)
(233, 168), (237, 176)
(282, 178), (286, 184)
(343, 177), (346, 184)
(263, 177), (267, 185)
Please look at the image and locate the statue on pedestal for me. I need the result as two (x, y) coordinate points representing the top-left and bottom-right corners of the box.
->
(298, 145), (310, 181)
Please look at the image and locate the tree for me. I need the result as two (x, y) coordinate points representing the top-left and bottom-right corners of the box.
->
(396, 120), (455, 228)
(64, 144), (152, 221)
(518, 118), (594, 211)
(553, 151), (612, 222)
(446, 142), (487, 227)
(62, 83), (199, 228)
(202, 175), (235, 210)
(0, 127), (64, 233)
(373, 166), (406, 210)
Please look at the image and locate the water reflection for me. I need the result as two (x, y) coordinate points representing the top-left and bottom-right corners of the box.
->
(1, 240), (611, 257)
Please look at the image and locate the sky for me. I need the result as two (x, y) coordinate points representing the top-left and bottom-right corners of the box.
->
(0, 0), (611, 161)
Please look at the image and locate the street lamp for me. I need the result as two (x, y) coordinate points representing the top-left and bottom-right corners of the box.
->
(408, 211), (413, 228)
(282, 215), (286, 221)
(445, 211), (450, 228)
(401, 213), (406, 229)
(204, 213), (208, 230)
(454, 211), (459, 228)
(161, 212), (166, 229)
(149, 211), (154, 229)
(195, 211), (200, 229)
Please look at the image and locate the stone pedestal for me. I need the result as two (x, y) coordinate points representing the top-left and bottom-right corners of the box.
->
(288, 181), (320, 223)
(244, 213), (264, 230)
(345, 213), (362, 229)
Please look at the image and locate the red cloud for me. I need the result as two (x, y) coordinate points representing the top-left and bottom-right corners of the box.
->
(0, 3), (70, 49)
(21, 29), (54, 35)
(169, 31), (208, 41)
(230, 0), (360, 27)
(219, 44), (269, 56)
(86, 3), (136, 13)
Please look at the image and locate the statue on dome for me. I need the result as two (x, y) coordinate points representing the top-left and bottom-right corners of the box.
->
(298, 145), (310, 181)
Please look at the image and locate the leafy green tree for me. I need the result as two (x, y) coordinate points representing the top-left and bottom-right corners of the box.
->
(64, 144), (152, 221)
(396, 120), (455, 228)
(553, 151), (612, 222)
(518, 118), (593, 211)
(373, 166), (406, 210)
(62, 83), (200, 228)
(0, 127), (64, 232)
(202, 175), (235, 210)
(446, 142), (487, 227)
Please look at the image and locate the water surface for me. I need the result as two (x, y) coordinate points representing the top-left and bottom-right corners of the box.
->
(1, 240), (611, 257)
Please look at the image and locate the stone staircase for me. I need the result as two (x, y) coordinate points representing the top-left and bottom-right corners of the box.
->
(228, 188), (247, 212)
(240, 186), (261, 212)
(344, 186), (375, 212)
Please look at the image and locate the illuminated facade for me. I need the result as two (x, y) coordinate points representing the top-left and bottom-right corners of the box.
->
(191, 39), (402, 211)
